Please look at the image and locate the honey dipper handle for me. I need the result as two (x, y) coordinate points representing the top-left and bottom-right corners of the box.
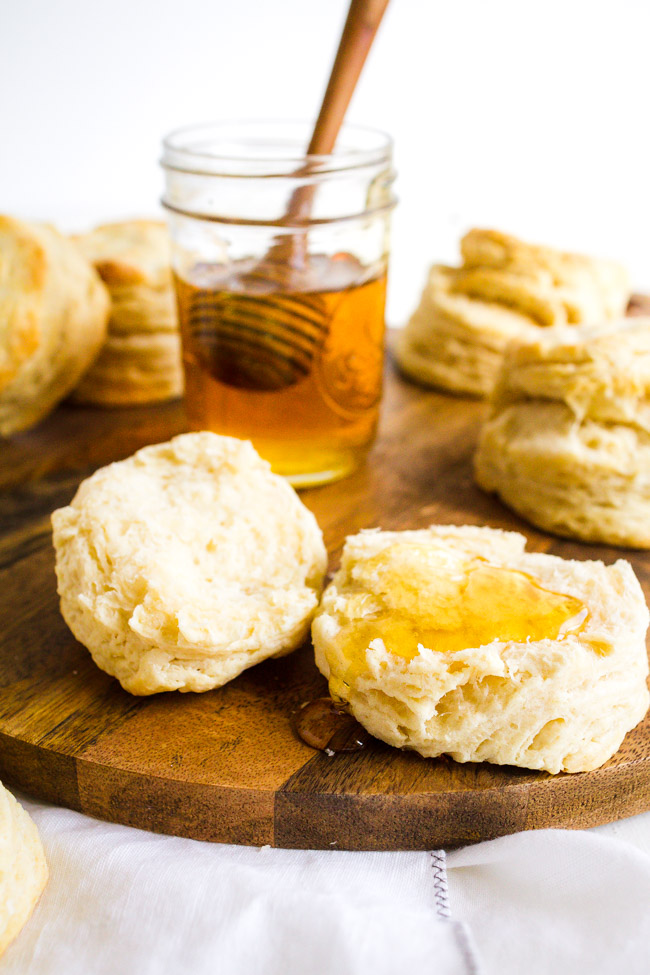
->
(273, 0), (389, 265)
(307, 0), (391, 157)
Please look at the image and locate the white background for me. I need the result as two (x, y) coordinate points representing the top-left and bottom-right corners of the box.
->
(2, 0), (649, 323)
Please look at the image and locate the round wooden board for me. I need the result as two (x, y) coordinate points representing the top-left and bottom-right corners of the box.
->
(1, 321), (650, 850)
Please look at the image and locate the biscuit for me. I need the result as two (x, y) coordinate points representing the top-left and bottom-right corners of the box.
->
(0, 215), (110, 435)
(396, 229), (630, 398)
(52, 432), (327, 694)
(312, 525), (649, 773)
(0, 783), (48, 957)
(474, 319), (650, 547)
(72, 220), (183, 405)
(460, 229), (630, 321)
(396, 266), (540, 396)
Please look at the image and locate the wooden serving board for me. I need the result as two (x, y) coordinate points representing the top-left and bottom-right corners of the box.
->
(1, 322), (650, 850)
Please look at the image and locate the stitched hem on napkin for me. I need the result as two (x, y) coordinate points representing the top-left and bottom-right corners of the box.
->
(431, 850), (485, 975)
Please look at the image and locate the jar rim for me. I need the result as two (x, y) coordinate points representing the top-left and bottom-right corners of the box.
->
(161, 119), (393, 178)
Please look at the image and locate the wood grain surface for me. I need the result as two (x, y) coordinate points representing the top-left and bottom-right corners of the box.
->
(1, 314), (650, 850)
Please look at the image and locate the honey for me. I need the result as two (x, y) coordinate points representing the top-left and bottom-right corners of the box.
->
(174, 254), (387, 486)
(291, 697), (370, 753)
(331, 543), (591, 689)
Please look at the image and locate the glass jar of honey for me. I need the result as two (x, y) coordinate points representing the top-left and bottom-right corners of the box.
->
(161, 121), (396, 487)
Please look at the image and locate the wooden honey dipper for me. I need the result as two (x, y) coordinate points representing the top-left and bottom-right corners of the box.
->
(188, 0), (391, 391)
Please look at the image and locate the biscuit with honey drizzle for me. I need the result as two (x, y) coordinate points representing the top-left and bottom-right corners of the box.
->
(312, 525), (649, 774)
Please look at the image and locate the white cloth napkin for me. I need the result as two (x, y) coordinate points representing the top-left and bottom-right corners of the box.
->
(4, 797), (650, 975)
(447, 826), (650, 974)
(2, 799), (476, 975)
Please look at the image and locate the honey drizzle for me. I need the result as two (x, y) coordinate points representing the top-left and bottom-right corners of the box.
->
(328, 543), (596, 689)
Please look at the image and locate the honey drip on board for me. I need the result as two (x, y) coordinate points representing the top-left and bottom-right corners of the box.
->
(291, 698), (370, 754)
(327, 543), (595, 694)
(174, 254), (387, 485)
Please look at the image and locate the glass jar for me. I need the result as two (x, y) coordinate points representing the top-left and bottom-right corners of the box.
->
(161, 120), (396, 487)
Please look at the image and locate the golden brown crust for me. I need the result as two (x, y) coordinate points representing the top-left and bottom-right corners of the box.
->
(0, 217), (47, 388)
(0, 215), (110, 436)
(71, 220), (182, 406)
(73, 220), (172, 288)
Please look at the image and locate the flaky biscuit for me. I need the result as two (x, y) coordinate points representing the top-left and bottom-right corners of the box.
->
(475, 319), (650, 547)
(461, 229), (630, 321)
(73, 331), (183, 405)
(397, 229), (630, 398)
(72, 220), (182, 405)
(0, 215), (110, 435)
(475, 401), (650, 547)
(0, 783), (48, 957)
(312, 526), (649, 773)
(396, 266), (539, 396)
(103, 284), (177, 335)
(73, 220), (172, 289)
(52, 432), (327, 694)
(490, 317), (650, 426)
